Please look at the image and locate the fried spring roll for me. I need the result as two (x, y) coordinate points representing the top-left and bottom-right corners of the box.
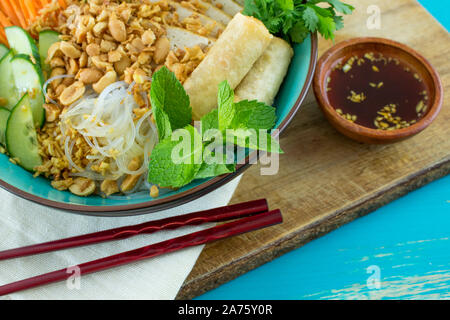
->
(184, 13), (273, 119)
(235, 37), (294, 106)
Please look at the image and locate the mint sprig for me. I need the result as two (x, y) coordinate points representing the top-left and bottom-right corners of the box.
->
(201, 109), (219, 137)
(232, 100), (277, 130)
(201, 81), (283, 153)
(226, 129), (283, 154)
(242, 0), (354, 44)
(152, 105), (172, 140)
(147, 70), (282, 189)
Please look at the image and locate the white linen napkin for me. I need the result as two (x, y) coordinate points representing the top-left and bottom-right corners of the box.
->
(0, 175), (242, 300)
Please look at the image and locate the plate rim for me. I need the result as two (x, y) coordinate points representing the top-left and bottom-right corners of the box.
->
(0, 33), (319, 217)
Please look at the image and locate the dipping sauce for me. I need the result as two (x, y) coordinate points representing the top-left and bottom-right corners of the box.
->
(326, 52), (429, 130)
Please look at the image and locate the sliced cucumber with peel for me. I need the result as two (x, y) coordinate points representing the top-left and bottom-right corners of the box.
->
(5, 26), (41, 69)
(5, 94), (42, 171)
(0, 44), (9, 60)
(0, 107), (10, 146)
(11, 55), (45, 128)
(39, 30), (60, 80)
(0, 50), (20, 110)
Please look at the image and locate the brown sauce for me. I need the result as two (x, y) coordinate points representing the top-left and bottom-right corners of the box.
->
(326, 52), (429, 130)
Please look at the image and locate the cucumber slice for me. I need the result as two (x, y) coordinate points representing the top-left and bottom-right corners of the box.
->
(11, 55), (45, 128)
(5, 26), (41, 69)
(0, 50), (20, 110)
(39, 30), (60, 80)
(5, 94), (42, 171)
(0, 107), (10, 146)
(0, 44), (9, 60)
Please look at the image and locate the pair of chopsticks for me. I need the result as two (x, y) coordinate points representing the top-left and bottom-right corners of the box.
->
(0, 199), (282, 296)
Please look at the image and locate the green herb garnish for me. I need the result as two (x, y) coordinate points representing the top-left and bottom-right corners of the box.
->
(242, 0), (354, 44)
(148, 68), (282, 189)
(206, 81), (283, 154)
(232, 100), (277, 130)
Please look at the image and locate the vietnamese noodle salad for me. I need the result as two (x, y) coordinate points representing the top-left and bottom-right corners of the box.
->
(0, 0), (353, 198)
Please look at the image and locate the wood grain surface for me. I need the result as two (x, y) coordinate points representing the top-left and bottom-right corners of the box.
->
(176, 0), (450, 299)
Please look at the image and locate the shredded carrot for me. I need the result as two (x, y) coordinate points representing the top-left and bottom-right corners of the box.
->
(38, 0), (52, 10)
(32, 0), (45, 18)
(0, 1), (20, 26)
(58, 0), (67, 9)
(6, 0), (27, 28)
(25, 0), (38, 21)
(18, 0), (32, 26)
(0, 10), (13, 28)
(34, 0), (45, 8)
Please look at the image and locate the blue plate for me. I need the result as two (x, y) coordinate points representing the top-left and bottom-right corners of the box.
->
(0, 34), (318, 216)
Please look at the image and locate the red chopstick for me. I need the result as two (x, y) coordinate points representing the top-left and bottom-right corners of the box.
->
(0, 199), (268, 261)
(0, 209), (282, 296)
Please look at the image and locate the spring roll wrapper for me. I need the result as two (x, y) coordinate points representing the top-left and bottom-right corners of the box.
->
(184, 13), (273, 120)
(235, 37), (294, 106)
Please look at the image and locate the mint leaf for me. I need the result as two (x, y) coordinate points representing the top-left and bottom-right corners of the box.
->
(196, 149), (236, 179)
(217, 81), (235, 131)
(148, 125), (202, 188)
(201, 109), (219, 137)
(232, 100), (277, 130)
(195, 161), (236, 179)
(153, 106), (172, 140)
(150, 66), (192, 131)
(148, 138), (189, 188)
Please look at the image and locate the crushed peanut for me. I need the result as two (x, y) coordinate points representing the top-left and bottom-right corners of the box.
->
(150, 185), (159, 198)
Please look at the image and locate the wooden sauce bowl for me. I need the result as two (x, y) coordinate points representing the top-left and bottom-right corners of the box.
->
(313, 37), (443, 144)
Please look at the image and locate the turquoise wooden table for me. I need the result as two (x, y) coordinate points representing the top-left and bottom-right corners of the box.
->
(197, 0), (450, 300)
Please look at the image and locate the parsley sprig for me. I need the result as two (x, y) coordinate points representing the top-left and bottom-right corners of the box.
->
(243, 0), (354, 44)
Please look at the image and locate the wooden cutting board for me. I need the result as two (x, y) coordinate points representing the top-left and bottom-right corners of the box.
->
(177, 0), (450, 299)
